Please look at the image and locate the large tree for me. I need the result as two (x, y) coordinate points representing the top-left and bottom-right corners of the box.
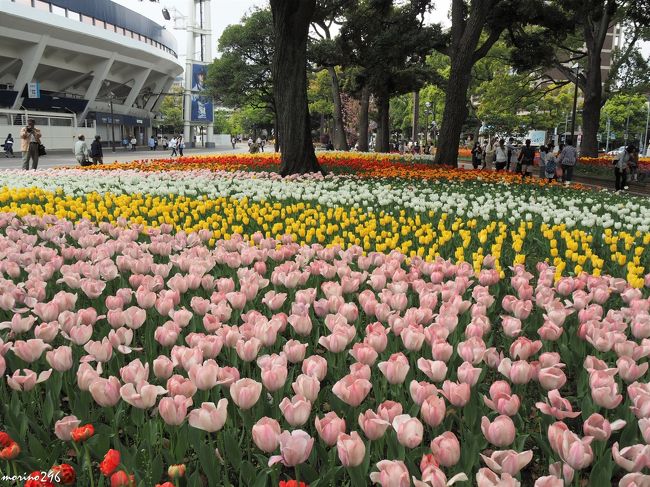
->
(270, 0), (323, 175)
(205, 9), (277, 148)
(433, 0), (568, 166)
(339, 0), (441, 153)
(546, 3), (650, 156)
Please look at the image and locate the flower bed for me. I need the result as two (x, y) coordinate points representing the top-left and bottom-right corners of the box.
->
(1, 155), (650, 486)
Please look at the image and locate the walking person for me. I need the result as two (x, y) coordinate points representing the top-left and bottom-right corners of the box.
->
(471, 141), (482, 169)
(90, 135), (103, 165)
(162, 136), (169, 150)
(178, 136), (185, 157)
(495, 139), (508, 171)
(20, 118), (41, 170)
(122, 136), (129, 151)
(557, 137), (578, 185)
(130, 135), (137, 151)
(614, 145), (633, 191)
(517, 139), (535, 180)
(74, 134), (90, 166)
(169, 136), (178, 157)
(3, 133), (14, 157)
(629, 145), (639, 182)
(260, 138), (266, 153)
(231, 136), (237, 149)
(544, 142), (557, 182)
(539, 144), (548, 178)
(480, 141), (488, 169)
(148, 136), (156, 151)
(507, 138), (519, 172)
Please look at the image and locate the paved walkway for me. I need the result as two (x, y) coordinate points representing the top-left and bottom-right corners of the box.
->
(0, 144), (249, 170)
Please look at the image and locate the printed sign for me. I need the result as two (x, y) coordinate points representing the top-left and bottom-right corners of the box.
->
(190, 63), (213, 123)
(27, 82), (40, 99)
(527, 130), (546, 146)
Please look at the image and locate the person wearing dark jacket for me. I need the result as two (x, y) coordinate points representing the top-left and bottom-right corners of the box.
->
(90, 135), (103, 165)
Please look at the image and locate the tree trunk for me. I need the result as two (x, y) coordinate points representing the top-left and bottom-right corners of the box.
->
(580, 30), (606, 157)
(328, 66), (348, 151)
(358, 85), (370, 152)
(434, 57), (473, 166)
(270, 0), (322, 175)
(412, 91), (420, 144)
(375, 91), (390, 153)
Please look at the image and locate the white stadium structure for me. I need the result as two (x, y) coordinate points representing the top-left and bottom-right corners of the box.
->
(0, 0), (184, 149)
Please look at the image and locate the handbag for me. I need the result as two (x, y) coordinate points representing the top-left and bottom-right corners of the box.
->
(38, 143), (46, 156)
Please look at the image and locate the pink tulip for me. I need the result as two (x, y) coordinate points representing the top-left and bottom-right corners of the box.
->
(619, 473), (650, 487)
(548, 422), (594, 470)
(358, 409), (390, 440)
(315, 411), (346, 446)
(639, 418), (650, 443)
(84, 338), (113, 363)
(430, 432), (461, 467)
(119, 359), (149, 385)
(534, 476), (564, 487)
(288, 313), (313, 336)
(337, 431), (366, 467)
(481, 415), (516, 447)
(283, 340), (308, 363)
(480, 450), (533, 476)
(392, 414), (423, 448)
(302, 355), (328, 381)
(350, 343), (379, 365)
(268, 430), (314, 467)
(536, 389), (581, 420)
(45, 346), (73, 372)
(166, 375), (197, 398)
(229, 378), (262, 410)
(236, 337), (262, 362)
(617, 356), (649, 383)
(332, 375), (372, 407)
(583, 413), (626, 441)
(440, 380), (471, 407)
(226, 291), (247, 310)
(252, 417), (281, 453)
(188, 399), (228, 432)
(123, 306), (147, 329)
(370, 460), (410, 487)
(54, 415), (80, 441)
(431, 339), (454, 362)
(89, 376), (122, 407)
(498, 358), (534, 385)
(153, 355), (174, 380)
(187, 359), (219, 391)
(457, 337), (486, 364)
(538, 366), (567, 390)
(76, 362), (100, 391)
(119, 381), (166, 409)
(417, 358), (448, 382)
(378, 352), (410, 384)
(12, 339), (51, 363)
(279, 395), (312, 426)
(158, 395), (192, 426)
(612, 442), (650, 472)
(457, 361), (482, 386)
(409, 380), (437, 406)
(420, 394), (446, 428)
(292, 374), (321, 402)
(475, 469), (520, 487)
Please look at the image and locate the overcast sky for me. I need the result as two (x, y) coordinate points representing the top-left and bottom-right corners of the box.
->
(113, 0), (452, 61)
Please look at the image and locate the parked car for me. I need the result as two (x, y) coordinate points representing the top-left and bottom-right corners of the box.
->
(606, 146), (626, 157)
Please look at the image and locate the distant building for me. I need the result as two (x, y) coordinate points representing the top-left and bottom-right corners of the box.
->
(0, 0), (183, 148)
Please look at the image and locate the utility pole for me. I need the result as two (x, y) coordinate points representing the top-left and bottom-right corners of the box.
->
(109, 93), (116, 152)
(644, 98), (650, 156)
(605, 117), (611, 153)
(412, 91), (419, 145)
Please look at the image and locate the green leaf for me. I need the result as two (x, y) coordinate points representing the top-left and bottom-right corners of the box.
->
(223, 430), (242, 471)
(588, 454), (613, 487)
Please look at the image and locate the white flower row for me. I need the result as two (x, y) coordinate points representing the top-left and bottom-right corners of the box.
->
(0, 169), (648, 232)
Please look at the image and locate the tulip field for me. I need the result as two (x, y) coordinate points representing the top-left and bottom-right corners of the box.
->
(0, 153), (649, 487)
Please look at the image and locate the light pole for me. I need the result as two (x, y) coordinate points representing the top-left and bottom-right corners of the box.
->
(109, 92), (116, 152)
(605, 117), (611, 153)
(570, 64), (580, 147)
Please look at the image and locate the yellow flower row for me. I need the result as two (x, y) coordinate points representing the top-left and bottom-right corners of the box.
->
(0, 187), (647, 287)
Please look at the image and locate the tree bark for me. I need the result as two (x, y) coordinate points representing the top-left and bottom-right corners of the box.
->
(375, 91), (390, 153)
(273, 108), (280, 152)
(412, 91), (420, 144)
(270, 0), (322, 175)
(581, 52), (602, 156)
(328, 66), (348, 151)
(434, 56), (473, 165)
(358, 85), (370, 151)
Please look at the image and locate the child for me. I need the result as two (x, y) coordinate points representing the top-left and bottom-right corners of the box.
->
(544, 143), (556, 182)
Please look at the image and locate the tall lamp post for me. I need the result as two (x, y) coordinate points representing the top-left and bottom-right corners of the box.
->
(569, 64), (580, 147)
(424, 102), (431, 146)
(109, 92), (116, 152)
(643, 97), (650, 156)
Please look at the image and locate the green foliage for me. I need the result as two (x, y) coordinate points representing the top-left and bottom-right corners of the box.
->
(308, 69), (335, 116)
(205, 8), (275, 130)
(214, 110), (243, 135)
(157, 86), (184, 134)
(600, 93), (649, 143)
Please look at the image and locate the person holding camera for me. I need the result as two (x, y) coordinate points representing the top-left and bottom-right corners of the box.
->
(74, 134), (91, 166)
(20, 119), (41, 170)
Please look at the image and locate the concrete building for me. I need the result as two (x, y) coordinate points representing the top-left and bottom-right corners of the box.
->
(0, 0), (183, 149)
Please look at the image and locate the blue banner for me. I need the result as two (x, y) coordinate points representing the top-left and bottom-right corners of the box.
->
(191, 64), (213, 123)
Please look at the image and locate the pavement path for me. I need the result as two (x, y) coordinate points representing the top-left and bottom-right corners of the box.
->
(0, 144), (250, 170)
